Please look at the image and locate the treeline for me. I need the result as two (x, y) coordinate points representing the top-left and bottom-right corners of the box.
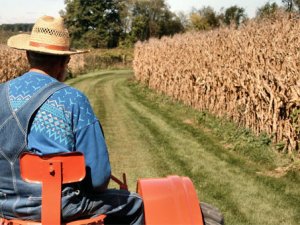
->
(1, 1), (299, 48)
(0, 23), (33, 32)
(60, 0), (300, 49)
(61, 0), (184, 48)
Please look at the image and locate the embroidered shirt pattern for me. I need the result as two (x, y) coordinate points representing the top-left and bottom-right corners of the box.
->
(8, 72), (97, 151)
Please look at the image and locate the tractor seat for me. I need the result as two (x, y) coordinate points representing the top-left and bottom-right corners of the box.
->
(0, 152), (105, 225)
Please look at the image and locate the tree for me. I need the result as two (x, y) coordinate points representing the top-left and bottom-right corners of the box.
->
(256, 2), (279, 18)
(117, 0), (132, 34)
(129, 0), (184, 41)
(176, 11), (189, 29)
(158, 10), (184, 37)
(0, 24), (33, 32)
(221, 5), (247, 27)
(295, 0), (300, 11)
(62, 0), (121, 48)
(130, 0), (164, 40)
(281, 0), (300, 11)
(189, 12), (209, 30)
(188, 6), (219, 31)
(282, 0), (294, 11)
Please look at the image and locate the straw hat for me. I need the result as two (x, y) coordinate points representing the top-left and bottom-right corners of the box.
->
(7, 15), (86, 55)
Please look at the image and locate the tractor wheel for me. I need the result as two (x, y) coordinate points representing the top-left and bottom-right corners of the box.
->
(200, 202), (224, 225)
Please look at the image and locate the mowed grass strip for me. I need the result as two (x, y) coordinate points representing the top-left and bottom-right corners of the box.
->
(67, 70), (300, 225)
(67, 70), (160, 186)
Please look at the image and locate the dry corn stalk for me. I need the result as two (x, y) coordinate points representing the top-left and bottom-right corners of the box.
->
(133, 12), (300, 153)
(0, 44), (85, 82)
(0, 44), (29, 82)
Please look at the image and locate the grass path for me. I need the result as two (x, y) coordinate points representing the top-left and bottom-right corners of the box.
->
(67, 70), (300, 225)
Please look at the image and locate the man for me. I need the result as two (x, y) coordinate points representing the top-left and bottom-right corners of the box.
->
(0, 15), (144, 224)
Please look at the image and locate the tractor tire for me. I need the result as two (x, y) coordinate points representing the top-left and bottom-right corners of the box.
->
(200, 202), (224, 225)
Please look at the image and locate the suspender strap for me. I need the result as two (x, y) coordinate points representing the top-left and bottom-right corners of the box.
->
(15, 82), (68, 133)
(0, 83), (12, 126)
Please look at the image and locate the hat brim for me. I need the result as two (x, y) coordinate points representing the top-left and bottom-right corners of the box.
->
(7, 34), (87, 55)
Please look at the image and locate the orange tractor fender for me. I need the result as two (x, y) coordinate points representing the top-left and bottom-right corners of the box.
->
(137, 176), (204, 225)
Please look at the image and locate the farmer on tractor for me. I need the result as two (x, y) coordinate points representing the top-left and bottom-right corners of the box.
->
(0, 15), (144, 224)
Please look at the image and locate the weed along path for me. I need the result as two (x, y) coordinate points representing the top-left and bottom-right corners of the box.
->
(67, 70), (300, 225)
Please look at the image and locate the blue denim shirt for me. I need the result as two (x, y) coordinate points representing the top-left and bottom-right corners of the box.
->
(0, 72), (111, 220)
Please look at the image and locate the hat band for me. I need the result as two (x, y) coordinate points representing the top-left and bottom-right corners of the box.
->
(29, 41), (69, 51)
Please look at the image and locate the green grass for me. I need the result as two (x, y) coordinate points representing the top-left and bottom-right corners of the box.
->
(67, 70), (300, 225)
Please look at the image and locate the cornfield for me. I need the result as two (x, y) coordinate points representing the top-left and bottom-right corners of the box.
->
(133, 12), (300, 153)
(0, 44), (85, 82)
(0, 44), (29, 82)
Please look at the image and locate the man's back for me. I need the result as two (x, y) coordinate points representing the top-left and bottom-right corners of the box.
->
(0, 71), (111, 221)
(2, 14), (144, 224)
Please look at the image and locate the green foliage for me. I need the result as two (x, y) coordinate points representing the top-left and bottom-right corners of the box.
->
(295, 0), (300, 10)
(195, 110), (274, 164)
(189, 13), (209, 30)
(290, 108), (300, 147)
(158, 10), (184, 38)
(83, 48), (133, 72)
(61, 0), (292, 47)
(221, 5), (247, 27)
(129, 0), (184, 41)
(62, 0), (184, 47)
(282, 0), (294, 11)
(188, 7), (220, 31)
(186, 5), (248, 31)
(130, 14), (150, 41)
(282, 0), (300, 11)
(62, 0), (121, 48)
(256, 2), (279, 18)
(0, 23), (33, 32)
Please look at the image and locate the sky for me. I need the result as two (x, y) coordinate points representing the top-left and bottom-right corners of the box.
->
(0, 0), (283, 25)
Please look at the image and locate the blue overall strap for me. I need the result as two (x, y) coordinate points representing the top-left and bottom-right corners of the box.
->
(0, 83), (12, 126)
(14, 81), (68, 134)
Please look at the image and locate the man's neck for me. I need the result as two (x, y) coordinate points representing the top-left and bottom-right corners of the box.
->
(29, 68), (49, 76)
(29, 67), (64, 82)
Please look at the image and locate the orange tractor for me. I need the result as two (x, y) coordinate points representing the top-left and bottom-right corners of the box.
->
(0, 152), (224, 225)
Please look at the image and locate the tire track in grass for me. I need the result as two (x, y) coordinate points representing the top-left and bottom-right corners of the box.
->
(93, 72), (161, 184)
(67, 70), (299, 225)
(68, 70), (160, 188)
